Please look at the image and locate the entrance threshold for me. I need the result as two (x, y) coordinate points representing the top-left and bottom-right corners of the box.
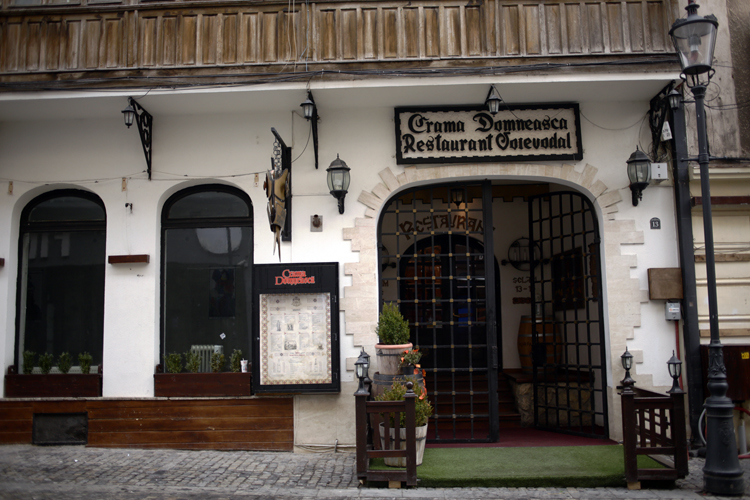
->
(426, 426), (615, 448)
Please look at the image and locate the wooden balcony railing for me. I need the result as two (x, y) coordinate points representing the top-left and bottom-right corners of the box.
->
(0, 0), (676, 87)
(355, 379), (417, 487)
(620, 383), (689, 489)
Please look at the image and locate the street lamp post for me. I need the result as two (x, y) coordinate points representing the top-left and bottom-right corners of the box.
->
(669, 1), (744, 495)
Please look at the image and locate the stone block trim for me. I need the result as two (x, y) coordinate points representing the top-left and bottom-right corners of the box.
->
(341, 163), (648, 440)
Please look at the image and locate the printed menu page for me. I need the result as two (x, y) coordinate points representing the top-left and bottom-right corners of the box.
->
(259, 293), (332, 385)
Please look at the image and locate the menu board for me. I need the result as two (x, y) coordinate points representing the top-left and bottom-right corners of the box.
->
(259, 293), (332, 385)
(252, 263), (340, 394)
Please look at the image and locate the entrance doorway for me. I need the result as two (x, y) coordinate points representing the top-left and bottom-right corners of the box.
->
(377, 181), (608, 443)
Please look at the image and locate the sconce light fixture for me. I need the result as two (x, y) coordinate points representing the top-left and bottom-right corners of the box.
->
(626, 147), (651, 206)
(122, 97), (153, 180)
(667, 89), (683, 111)
(485, 85), (503, 115)
(620, 347), (635, 391)
(300, 91), (320, 170)
(450, 188), (465, 209)
(327, 154), (351, 214)
(667, 351), (683, 393)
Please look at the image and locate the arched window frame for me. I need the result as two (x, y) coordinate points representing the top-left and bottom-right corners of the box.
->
(15, 189), (107, 372)
(159, 184), (254, 373)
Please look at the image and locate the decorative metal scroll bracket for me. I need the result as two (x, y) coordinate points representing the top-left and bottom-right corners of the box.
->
(128, 97), (153, 180)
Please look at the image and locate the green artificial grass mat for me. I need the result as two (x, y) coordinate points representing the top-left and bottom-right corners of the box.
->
(369, 445), (664, 488)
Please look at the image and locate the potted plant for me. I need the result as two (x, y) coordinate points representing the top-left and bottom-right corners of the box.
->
(376, 378), (432, 467)
(375, 303), (412, 377)
(399, 347), (423, 376)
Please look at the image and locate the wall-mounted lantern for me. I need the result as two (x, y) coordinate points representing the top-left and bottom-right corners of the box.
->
(485, 85), (502, 115)
(327, 154), (351, 214)
(626, 147), (651, 206)
(301, 91), (320, 169)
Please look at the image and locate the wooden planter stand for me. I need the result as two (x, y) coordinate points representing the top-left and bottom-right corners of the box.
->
(154, 372), (252, 397)
(5, 366), (102, 398)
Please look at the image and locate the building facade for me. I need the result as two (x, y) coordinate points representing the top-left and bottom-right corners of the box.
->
(1, 0), (747, 450)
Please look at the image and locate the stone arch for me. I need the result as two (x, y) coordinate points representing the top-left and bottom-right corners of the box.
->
(341, 163), (648, 423)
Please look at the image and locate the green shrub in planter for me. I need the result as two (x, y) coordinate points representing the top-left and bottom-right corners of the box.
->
(22, 351), (36, 375)
(78, 352), (93, 375)
(230, 349), (243, 373)
(39, 353), (54, 375)
(211, 352), (226, 373)
(185, 350), (201, 373)
(165, 352), (183, 374)
(376, 302), (411, 345)
(57, 352), (72, 374)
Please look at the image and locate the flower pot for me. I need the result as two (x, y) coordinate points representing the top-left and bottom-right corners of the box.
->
(379, 422), (428, 467)
(4, 373), (102, 398)
(374, 343), (413, 376)
(154, 372), (252, 397)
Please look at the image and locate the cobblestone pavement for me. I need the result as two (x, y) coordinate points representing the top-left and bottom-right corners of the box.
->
(2, 445), (750, 500)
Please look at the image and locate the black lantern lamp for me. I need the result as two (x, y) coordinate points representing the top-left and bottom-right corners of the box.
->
(355, 348), (370, 395)
(621, 347), (635, 391)
(327, 154), (351, 214)
(669, 0), (718, 87)
(451, 188), (465, 209)
(121, 97), (153, 180)
(122, 103), (136, 128)
(671, 2), (744, 494)
(667, 89), (683, 111)
(300, 92), (315, 120)
(626, 147), (651, 206)
(300, 91), (320, 169)
(485, 85), (502, 115)
(667, 351), (683, 394)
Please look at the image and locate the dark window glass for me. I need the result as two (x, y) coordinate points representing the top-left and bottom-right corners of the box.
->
(27, 196), (105, 223)
(167, 191), (250, 220)
(18, 192), (106, 374)
(162, 186), (253, 372)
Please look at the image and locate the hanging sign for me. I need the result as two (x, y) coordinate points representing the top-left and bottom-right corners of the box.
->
(395, 104), (582, 164)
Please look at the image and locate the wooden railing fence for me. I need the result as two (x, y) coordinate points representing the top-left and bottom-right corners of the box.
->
(620, 382), (688, 489)
(355, 380), (417, 487)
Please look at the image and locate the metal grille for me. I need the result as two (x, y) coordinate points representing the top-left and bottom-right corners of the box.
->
(379, 183), (498, 442)
(528, 191), (608, 438)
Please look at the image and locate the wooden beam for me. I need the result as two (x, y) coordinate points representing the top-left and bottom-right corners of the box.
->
(692, 196), (750, 207)
(108, 254), (150, 264)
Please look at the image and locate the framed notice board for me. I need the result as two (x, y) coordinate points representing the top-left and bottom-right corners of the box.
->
(252, 263), (340, 394)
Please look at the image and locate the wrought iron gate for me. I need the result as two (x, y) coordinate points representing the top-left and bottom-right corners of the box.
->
(379, 182), (499, 442)
(528, 191), (608, 438)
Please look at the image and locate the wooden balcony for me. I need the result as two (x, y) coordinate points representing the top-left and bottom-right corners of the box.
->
(0, 0), (678, 89)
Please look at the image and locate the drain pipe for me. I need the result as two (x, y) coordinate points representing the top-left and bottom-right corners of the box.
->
(669, 91), (704, 443)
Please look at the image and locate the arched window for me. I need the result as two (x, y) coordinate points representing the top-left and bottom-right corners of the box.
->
(161, 185), (253, 371)
(17, 190), (106, 373)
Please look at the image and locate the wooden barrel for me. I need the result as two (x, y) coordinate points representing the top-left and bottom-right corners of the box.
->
(372, 371), (425, 398)
(517, 316), (562, 372)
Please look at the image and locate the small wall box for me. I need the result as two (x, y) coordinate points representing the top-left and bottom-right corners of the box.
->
(666, 301), (681, 321)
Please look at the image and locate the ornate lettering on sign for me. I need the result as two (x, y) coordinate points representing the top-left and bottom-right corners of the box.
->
(395, 105), (582, 164)
(275, 269), (316, 285)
